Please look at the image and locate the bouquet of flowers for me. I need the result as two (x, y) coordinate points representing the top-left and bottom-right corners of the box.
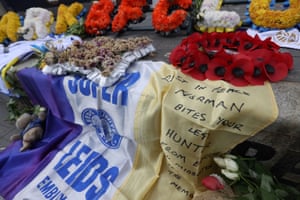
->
(201, 154), (300, 200)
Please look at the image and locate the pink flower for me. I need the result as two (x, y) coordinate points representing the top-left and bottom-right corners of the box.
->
(201, 174), (225, 191)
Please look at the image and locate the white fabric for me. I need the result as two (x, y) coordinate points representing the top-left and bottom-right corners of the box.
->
(247, 28), (300, 50)
(0, 35), (81, 95)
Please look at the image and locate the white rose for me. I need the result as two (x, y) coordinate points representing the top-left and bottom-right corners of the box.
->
(224, 158), (239, 172)
(213, 157), (226, 168)
(221, 169), (240, 181)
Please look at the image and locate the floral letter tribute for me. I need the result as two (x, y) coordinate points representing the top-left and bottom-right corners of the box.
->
(169, 31), (293, 86)
(85, 0), (148, 34)
(194, 0), (242, 33)
(152, 0), (192, 35)
(0, 11), (21, 43)
(248, 0), (300, 29)
(55, 2), (84, 34)
(111, 0), (147, 32)
(84, 0), (115, 35)
(18, 7), (54, 40)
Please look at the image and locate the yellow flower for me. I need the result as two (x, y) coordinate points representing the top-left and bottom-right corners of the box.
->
(0, 11), (21, 42)
(66, 2), (84, 26)
(55, 2), (84, 34)
(249, 0), (300, 29)
(55, 4), (68, 34)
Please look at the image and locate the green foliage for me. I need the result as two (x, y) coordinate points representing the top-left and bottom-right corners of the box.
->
(229, 157), (300, 200)
(6, 97), (37, 121)
(66, 18), (87, 37)
(191, 0), (203, 21)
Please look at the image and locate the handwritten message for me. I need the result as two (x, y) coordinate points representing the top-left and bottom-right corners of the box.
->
(160, 73), (259, 195)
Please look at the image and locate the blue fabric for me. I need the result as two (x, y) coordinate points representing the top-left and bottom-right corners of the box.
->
(0, 68), (82, 199)
(20, 118), (44, 137)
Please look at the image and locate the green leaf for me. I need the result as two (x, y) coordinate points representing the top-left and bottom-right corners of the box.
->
(235, 197), (251, 200)
(260, 174), (274, 192)
(254, 161), (271, 176)
(232, 181), (249, 195)
(248, 185), (255, 193)
(236, 159), (250, 174)
(282, 184), (300, 195)
(274, 189), (288, 198)
(240, 193), (256, 200)
(261, 188), (278, 200)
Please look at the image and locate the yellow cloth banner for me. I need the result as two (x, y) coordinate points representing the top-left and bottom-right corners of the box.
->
(113, 63), (278, 200)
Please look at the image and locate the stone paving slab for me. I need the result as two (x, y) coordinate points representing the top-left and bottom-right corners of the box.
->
(250, 82), (300, 165)
(0, 94), (19, 148)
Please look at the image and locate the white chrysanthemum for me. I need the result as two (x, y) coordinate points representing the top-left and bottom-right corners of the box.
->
(198, 11), (241, 28)
(200, 0), (220, 12)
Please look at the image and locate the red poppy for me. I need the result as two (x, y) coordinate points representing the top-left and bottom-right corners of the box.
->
(243, 49), (271, 84)
(204, 32), (226, 52)
(181, 49), (204, 73)
(246, 63), (268, 85)
(260, 37), (280, 51)
(262, 51), (290, 82)
(186, 51), (210, 80)
(222, 32), (236, 50)
(264, 63), (288, 82)
(181, 55), (196, 73)
(181, 32), (207, 50)
(225, 54), (253, 86)
(169, 45), (187, 67)
(237, 32), (262, 53)
(246, 49), (272, 65)
(181, 32), (202, 44)
(186, 42), (201, 54)
(206, 57), (228, 80)
(201, 175), (224, 191)
(213, 49), (233, 63)
(281, 52), (294, 70)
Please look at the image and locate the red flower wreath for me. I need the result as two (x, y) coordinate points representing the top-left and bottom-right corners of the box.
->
(169, 31), (293, 86)
(84, 0), (115, 35)
(152, 0), (192, 34)
(111, 0), (147, 32)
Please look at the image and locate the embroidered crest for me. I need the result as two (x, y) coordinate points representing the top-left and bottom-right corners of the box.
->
(81, 108), (122, 149)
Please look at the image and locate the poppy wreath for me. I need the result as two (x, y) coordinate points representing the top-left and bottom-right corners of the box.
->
(152, 0), (192, 35)
(194, 0), (242, 33)
(248, 0), (300, 30)
(84, 0), (115, 35)
(169, 31), (294, 86)
(111, 0), (148, 33)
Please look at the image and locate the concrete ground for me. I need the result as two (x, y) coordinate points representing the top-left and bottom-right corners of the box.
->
(0, 1), (299, 189)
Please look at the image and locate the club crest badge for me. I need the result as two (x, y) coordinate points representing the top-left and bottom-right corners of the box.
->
(81, 108), (122, 149)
